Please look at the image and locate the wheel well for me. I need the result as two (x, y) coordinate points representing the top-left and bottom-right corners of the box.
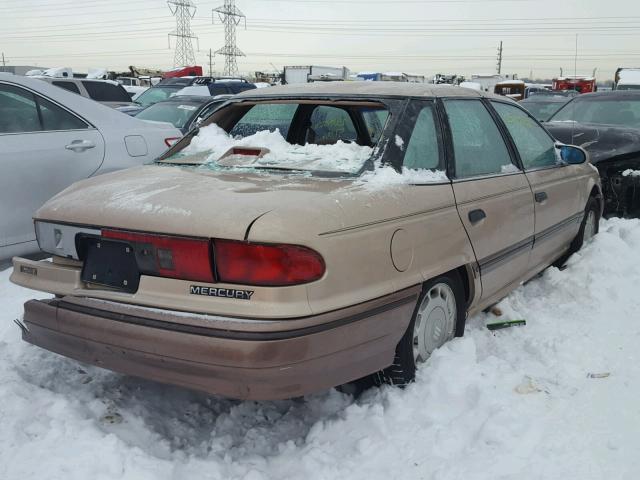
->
(589, 185), (602, 210)
(454, 265), (472, 307)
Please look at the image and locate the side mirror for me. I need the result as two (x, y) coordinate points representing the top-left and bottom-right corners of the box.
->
(558, 144), (587, 165)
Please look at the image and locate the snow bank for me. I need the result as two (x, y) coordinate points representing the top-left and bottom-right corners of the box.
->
(2, 218), (640, 480)
(182, 124), (373, 174)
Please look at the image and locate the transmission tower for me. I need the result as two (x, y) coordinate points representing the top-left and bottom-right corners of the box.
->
(212, 0), (246, 76)
(168, 0), (198, 67)
(496, 41), (503, 75)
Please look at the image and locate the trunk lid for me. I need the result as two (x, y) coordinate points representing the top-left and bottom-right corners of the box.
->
(37, 165), (352, 240)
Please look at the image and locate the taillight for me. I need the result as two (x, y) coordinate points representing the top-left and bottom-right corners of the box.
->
(102, 229), (214, 283)
(215, 240), (325, 287)
(164, 137), (180, 147)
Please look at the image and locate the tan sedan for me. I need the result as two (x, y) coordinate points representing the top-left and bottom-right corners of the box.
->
(10, 83), (602, 400)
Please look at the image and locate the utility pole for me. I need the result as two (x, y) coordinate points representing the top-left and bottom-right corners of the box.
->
(212, 0), (246, 77)
(209, 48), (213, 77)
(496, 41), (503, 75)
(168, 0), (198, 67)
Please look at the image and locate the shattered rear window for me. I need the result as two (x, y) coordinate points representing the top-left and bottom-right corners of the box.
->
(159, 101), (390, 175)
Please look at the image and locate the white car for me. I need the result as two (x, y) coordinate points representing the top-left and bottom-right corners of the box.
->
(0, 73), (182, 260)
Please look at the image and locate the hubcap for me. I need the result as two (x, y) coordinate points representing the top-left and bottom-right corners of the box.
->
(583, 210), (597, 242)
(412, 283), (457, 364)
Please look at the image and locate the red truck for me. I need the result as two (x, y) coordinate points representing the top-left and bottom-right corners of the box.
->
(552, 76), (596, 94)
(163, 65), (203, 79)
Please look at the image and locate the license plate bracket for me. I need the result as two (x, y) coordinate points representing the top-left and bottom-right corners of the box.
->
(81, 238), (140, 293)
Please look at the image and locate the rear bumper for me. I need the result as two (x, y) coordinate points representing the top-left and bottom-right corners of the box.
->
(20, 287), (420, 400)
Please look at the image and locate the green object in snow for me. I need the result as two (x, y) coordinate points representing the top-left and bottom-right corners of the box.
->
(487, 319), (526, 331)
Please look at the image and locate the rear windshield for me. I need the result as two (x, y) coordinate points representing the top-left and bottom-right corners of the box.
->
(135, 101), (201, 128)
(81, 81), (130, 102)
(550, 97), (640, 129)
(135, 86), (183, 107)
(159, 101), (391, 175)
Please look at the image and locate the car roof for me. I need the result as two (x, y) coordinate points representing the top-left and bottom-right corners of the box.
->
(521, 96), (570, 103)
(153, 95), (221, 104)
(233, 81), (505, 100)
(574, 91), (640, 100)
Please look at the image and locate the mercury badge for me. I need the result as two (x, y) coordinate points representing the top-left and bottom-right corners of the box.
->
(190, 285), (254, 301)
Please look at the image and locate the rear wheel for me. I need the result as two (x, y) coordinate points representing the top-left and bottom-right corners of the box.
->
(375, 273), (466, 387)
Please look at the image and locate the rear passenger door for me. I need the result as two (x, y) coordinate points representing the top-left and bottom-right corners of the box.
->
(491, 101), (586, 270)
(0, 82), (104, 251)
(442, 98), (535, 301)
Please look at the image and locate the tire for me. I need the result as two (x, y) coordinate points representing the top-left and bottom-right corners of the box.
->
(375, 272), (467, 387)
(569, 196), (600, 255)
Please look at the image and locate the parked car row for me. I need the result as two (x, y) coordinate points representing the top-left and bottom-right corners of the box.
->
(118, 77), (257, 116)
(8, 82), (602, 401)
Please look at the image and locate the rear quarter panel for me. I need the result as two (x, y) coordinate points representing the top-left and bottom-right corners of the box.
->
(247, 182), (477, 315)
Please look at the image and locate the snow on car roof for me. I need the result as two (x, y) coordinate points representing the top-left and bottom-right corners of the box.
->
(496, 80), (525, 85)
(233, 81), (502, 100)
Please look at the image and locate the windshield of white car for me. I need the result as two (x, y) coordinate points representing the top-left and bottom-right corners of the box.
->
(135, 101), (203, 128)
(134, 86), (183, 107)
(157, 101), (391, 175)
(550, 97), (640, 129)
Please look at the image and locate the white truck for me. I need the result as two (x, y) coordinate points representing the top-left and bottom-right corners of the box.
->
(470, 73), (518, 93)
(615, 68), (640, 91)
(283, 66), (350, 84)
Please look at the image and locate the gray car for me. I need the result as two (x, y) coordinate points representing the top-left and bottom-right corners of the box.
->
(0, 73), (182, 260)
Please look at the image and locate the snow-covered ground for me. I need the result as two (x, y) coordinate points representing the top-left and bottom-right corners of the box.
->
(1, 218), (639, 480)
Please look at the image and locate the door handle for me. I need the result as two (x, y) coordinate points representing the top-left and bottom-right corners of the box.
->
(468, 209), (487, 225)
(65, 140), (96, 152)
(535, 191), (548, 203)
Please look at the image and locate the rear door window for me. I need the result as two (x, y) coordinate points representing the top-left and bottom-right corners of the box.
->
(81, 81), (130, 102)
(0, 84), (41, 133)
(492, 102), (558, 169)
(402, 105), (440, 170)
(38, 97), (89, 131)
(444, 99), (515, 178)
(52, 81), (81, 95)
(362, 108), (389, 144)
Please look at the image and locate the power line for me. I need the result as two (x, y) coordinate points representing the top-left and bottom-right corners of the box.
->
(168, 0), (199, 66)
(212, 0), (246, 76)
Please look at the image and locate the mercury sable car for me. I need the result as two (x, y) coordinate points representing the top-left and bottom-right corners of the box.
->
(10, 83), (602, 400)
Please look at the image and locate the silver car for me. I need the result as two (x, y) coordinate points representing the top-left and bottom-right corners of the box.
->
(0, 73), (183, 260)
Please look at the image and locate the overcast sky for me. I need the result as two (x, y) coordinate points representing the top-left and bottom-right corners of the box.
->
(2, 0), (639, 80)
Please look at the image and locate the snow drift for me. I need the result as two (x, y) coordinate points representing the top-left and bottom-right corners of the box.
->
(1, 218), (639, 480)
